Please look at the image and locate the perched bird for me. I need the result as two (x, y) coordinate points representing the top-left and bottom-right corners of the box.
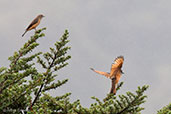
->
(90, 56), (124, 94)
(22, 14), (44, 37)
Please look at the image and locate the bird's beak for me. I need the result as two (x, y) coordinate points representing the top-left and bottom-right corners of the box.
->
(121, 70), (124, 74)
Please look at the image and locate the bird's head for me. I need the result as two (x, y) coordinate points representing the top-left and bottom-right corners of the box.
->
(38, 14), (45, 19)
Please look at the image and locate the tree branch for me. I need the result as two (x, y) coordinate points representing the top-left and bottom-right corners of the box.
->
(29, 52), (57, 109)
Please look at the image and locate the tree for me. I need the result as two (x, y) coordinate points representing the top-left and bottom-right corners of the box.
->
(157, 103), (171, 114)
(0, 28), (148, 114)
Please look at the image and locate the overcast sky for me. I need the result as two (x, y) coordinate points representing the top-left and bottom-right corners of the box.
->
(1, 0), (171, 113)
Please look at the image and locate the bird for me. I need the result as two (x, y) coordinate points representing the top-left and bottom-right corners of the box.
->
(90, 56), (124, 94)
(22, 14), (45, 37)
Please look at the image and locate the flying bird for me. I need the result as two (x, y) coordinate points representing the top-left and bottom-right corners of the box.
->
(22, 14), (44, 37)
(90, 56), (124, 94)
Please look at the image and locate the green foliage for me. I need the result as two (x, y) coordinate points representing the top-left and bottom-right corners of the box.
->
(76, 85), (148, 114)
(40, 85), (148, 114)
(157, 103), (171, 114)
(0, 28), (71, 114)
(0, 28), (149, 114)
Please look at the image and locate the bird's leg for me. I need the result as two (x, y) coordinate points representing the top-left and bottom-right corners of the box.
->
(34, 28), (37, 33)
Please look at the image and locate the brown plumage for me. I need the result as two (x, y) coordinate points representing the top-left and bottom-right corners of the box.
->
(90, 56), (124, 94)
(22, 14), (44, 37)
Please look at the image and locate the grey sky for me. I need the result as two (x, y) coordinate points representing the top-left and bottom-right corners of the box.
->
(1, 0), (171, 113)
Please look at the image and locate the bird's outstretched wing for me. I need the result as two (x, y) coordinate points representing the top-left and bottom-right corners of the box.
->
(109, 56), (124, 78)
(90, 68), (110, 78)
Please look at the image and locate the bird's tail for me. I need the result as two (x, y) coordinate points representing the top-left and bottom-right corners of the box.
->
(110, 78), (117, 94)
(22, 31), (27, 37)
